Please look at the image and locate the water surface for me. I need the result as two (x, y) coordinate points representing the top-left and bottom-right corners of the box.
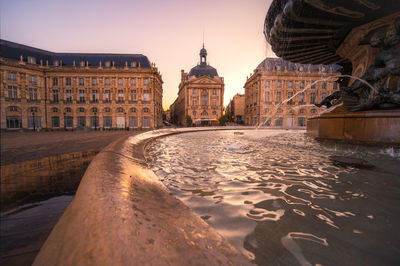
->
(146, 130), (400, 266)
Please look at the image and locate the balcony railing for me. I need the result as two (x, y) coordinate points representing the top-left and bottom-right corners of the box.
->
(27, 99), (40, 103)
(5, 98), (20, 102)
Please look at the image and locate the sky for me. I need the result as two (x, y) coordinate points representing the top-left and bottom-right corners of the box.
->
(0, 0), (275, 110)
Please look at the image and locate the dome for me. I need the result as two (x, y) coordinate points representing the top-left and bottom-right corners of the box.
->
(189, 64), (218, 78)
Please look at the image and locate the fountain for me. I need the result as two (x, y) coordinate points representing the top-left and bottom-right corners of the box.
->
(264, 0), (400, 144)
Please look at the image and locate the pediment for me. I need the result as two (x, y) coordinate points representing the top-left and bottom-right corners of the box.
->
(189, 75), (221, 85)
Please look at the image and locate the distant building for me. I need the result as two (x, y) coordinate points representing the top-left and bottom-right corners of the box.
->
(244, 58), (340, 127)
(170, 45), (224, 126)
(226, 93), (245, 124)
(0, 39), (163, 130)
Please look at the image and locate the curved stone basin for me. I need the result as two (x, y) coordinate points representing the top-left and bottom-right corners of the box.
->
(33, 127), (252, 266)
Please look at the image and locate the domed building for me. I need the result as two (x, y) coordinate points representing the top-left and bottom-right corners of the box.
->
(171, 45), (224, 126)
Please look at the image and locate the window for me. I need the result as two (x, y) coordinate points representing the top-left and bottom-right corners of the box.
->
(51, 116), (60, 128)
(52, 107), (58, 112)
(78, 107), (85, 112)
(213, 89), (217, 95)
(77, 116), (86, 127)
(129, 116), (138, 128)
(52, 90), (59, 102)
(276, 91), (282, 103)
(333, 82), (338, 90)
(192, 98), (197, 106)
(65, 116), (73, 128)
(298, 117), (306, 126)
(311, 109), (316, 114)
(65, 107), (72, 112)
(192, 111), (197, 116)
(79, 78), (84, 86)
(104, 116), (112, 128)
(300, 109), (305, 114)
(66, 89), (72, 102)
(300, 81), (304, 89)
(311, 81), (316, 89)
(105, 90), (111, 102)
(202, 95), (207, 106)
(53, 60), (59, 66)
(288, 81), (293, 88)
(27, 56), (36, 64)
(277, 80), (282, 88)
(105, 78), (110, 86)
(8, 86), (17, 99)
(8, 72), (17, 81)
(29, 75), (37, 85)
(29, 88), (38, 101)
(287, 92), (294, 105)
(104, 107), (111, 112)
(118, 78), (123, 86)
(117, 107), (124, 113)
(264, 91), (270, 103)
(130, 107), (136, 112)
(8, 106), (18, 111)
(92, 90), (98, 102)
(299, 92), (305, 103)
(265, 108), (269, 113)
(130, 90), (137, 101)
(79, 90), (85, 102)
(6, 117), (22, 129)
(105, 61), (111, 67)
(212, 111), (217, 116)
(211, 100), (217, 106)
(92, 107), (98, 113)
(265, 81), (270, 88)
(275, 117), (283, 126)
(322, 82), (327, 89)
(310, 93), (316, 104)
(90, 116), (99, 128)
(130, 78), (136, 86)
(79, 61), (85, 67)
(192, 88), (197, 95)
(52, 77), (58, 86)
(277, 108), (283, 113)
(143, 108), (149, 113)
(321, 93), (327, 99)
(66, 77), (71, 86)
(130, 61), (137, 68)
(201, 110), (208, 116)
(143, 90), (150, 102)
(92, 78), (98, 86)
(28, 116), (41, 129)
(142, 117), (150, 128)
(263, 117), (271, 126)
(118, 90), (124, 102)
(143, 78), (149, 86)
(30, 107), (38, 112)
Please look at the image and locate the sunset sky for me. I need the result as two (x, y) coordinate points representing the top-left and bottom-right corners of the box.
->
(1, 0), (275, 109)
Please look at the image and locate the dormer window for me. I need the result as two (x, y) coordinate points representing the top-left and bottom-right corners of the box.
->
(105, 61), (111, 67)
(130, 61), (137, 67)
(80, 61), (85, 67)
(27, 56), (36, 64)
(53, 60), (59, 66)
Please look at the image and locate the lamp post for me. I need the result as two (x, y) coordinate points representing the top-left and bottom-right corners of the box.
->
(94, 112), (97, 130)
(63, 112), (66, 131)
(32, 111), (35, 131)
(124, 112), (127, 130)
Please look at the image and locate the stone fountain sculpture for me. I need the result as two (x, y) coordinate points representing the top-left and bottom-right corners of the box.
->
(264, 0), (400, 143)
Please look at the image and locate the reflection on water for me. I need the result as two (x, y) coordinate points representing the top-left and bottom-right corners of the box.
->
(146, 130), (400, 265)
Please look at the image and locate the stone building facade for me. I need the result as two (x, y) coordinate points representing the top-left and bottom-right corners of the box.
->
(171, 45), (224, 126)
(226, 93), (245, 124)
(0, 40), (163, 130)
(244, 58), (340, 127)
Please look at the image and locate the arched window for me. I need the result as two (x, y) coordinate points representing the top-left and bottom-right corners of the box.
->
(201, 110), (208, 116)
(92, 107), (98, 113)
(130, 107), (136, 113)
(117, 107), (124, 113)
(104, 107), (110, 112)
(311, 109), (316, 114)
(276, 108), (282, 113)
(65, 107), (72, 112)
(299, 109), (305, 114)
(78, 107), (85, 112)
(143, 107), (149, 113)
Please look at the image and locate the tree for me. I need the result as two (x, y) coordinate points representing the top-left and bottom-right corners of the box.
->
(186, 115), (193, 127)
(219, 115), (227, 126)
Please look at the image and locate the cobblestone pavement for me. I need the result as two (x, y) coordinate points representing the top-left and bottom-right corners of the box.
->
(1, 129), (149, 165)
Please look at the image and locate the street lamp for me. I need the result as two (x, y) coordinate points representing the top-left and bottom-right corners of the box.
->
(124, 112), (127, 130)
(63, 112), (66, 131)
(94, 112), (97, 130)
(32, 111), (35, 131)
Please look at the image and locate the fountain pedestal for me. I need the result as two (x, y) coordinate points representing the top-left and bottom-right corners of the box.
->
(307, 106), (400, 144)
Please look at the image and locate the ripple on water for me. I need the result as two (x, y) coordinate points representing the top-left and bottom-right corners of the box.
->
(146, 130), (400, 265)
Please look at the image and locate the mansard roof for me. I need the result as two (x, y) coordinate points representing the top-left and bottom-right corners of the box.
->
(256, 57), (341, 73)
(0, 39), (151, 68)
(188, 64), (219, 78)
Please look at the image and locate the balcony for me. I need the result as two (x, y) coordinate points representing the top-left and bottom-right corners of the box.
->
(142, 101), (150, 104)
(66, 99), (73, 103)
(104, 99), (111, 103)
(129, 100), (138, 104)
(90, 100), (99, 104)
(117, 100), (125, 104)
(27, 99), (40, 103)
(78, 99), (86, 104)
(5, 98), (20, 102)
